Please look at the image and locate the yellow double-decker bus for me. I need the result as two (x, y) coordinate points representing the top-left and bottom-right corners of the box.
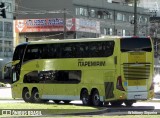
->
(7, 36), (154, 106)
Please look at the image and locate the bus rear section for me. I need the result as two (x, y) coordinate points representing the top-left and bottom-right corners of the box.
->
(116, 37), (154, 106)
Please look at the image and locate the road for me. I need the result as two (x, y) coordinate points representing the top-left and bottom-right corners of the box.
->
(1, 87), (160, 116)
(0, 87), (12, 99)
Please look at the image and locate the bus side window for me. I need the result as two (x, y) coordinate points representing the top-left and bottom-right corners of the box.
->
(41, 45), (49, 59)
(55, 71), (69, 82)
(61, 44), (72, 58)
(83, 43), (89, 57)
(89, 42), (97, 57)
(46, 44), (57, 58)
(76, 43), (84, 58)
(104, 41), (114, 57)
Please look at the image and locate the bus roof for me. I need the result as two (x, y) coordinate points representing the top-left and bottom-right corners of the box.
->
(17, 36), (151, 46)
(27, 36), (120, 45)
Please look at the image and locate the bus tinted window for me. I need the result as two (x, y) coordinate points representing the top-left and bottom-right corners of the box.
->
(60, 41), (114, 58)
(13, 44), (26, 61)
(121, 38), (152, 52)
(22, 41), (115, 61)
(41, 44), (60, 59)
(23, 45), (42, 62)
(23, 70), (81, 84)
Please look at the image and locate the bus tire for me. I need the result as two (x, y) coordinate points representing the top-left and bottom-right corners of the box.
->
(111, 101), (123, 106)
(125, 101), (134, 107)
(54, 100), (61, 104)
(31, 89), (42, 103)
(63, 100), (71, 104)
(22, 88), (31, 103)
(81, 89), (91, 106)
(91, 90), (103, 106)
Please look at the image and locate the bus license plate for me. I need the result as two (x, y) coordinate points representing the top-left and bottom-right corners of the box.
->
(134, 95), (141, 99)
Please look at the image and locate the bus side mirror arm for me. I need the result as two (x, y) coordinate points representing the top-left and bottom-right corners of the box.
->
(12, 60), (20, 66)
(2, 60), (20, 73)
(2, 61), (13, 73)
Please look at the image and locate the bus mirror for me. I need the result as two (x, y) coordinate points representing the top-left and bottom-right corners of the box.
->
(2, 60), (20, 73)
(12, 60), (20, 66)
(2, 61), (12, 73)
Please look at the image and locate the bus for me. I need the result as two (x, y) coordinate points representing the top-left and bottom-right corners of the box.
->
(5, 36), (154, 106)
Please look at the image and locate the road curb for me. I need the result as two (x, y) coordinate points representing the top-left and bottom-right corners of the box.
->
(59, 107), (108, 116)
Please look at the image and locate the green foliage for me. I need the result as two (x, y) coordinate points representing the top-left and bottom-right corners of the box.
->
(0, 82), (6, 87)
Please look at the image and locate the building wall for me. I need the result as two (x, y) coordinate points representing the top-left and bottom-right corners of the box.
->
(74, 0), (149, 36)
(0, 0), (14, 79)
(15, 0), (74, 19)
(15, 0), (150, 38)
(138, 0), (160, 16)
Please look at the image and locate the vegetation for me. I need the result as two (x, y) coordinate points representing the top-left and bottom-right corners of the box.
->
(0, 102), (160, 117)
(0, 82), (6, 87)
(0, 102), (100, 115)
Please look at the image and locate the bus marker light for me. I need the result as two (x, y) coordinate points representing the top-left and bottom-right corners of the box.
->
(116, 76), (125, 91)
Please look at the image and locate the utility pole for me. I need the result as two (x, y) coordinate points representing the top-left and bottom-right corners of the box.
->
(113, 9), (116, 36)
(63, 8), (67, 39)
(134, 0), (137, 36)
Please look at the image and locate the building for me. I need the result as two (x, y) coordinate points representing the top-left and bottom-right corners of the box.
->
(14, 0), (150, 45)
(137, 0), (160, 73)
(0, 0), (15, 79)
(150, 17), (160, 74)
(138, 0), (160, 16)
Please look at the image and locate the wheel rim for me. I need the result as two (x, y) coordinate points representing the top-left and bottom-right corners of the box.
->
(82, 91), (89, 105)
(34, 92), (40, 101)
(25, 91), (30, 100)
(82, 96), (88, 105)
(93, 93), (100, 105)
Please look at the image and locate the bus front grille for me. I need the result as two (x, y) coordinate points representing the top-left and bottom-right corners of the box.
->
(123, 64), (150, 80)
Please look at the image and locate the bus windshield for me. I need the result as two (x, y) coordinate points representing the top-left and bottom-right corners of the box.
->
(13, 44), (27, 61)
(120, 38), (152, 52)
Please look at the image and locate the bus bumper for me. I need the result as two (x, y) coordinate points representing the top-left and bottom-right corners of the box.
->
(127, 92), (148, 100)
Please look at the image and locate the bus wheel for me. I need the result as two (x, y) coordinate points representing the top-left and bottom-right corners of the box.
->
(54, 100), (61, 104)
(63, 100), (71, 104)
(125, 101), (134, 107)
(31, 89), (42, 103)
(91, 90), (102, 106)
(22, 88), (31, 103)
(81, 89), (91, 106)
(111, 101), (123, 106)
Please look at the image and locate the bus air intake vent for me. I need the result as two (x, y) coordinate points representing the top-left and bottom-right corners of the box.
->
(123, 64), (150, 80)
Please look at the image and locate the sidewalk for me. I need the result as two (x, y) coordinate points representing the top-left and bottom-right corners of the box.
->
(0, 87), (12, 99)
